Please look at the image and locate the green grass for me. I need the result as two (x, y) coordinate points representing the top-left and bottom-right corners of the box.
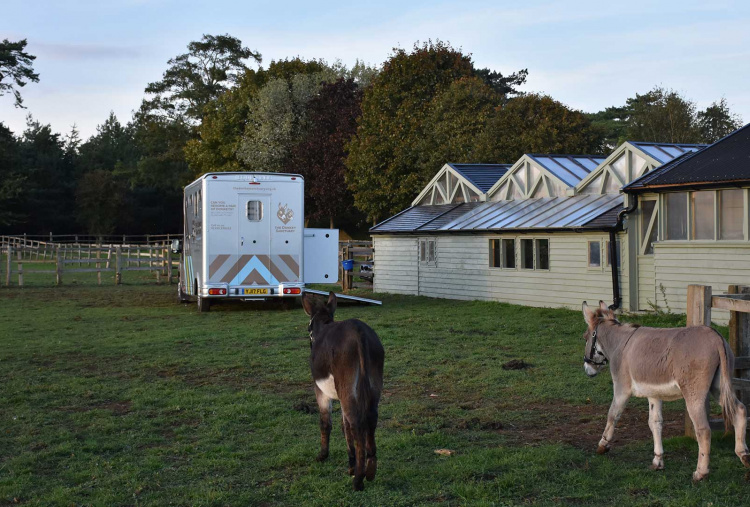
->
(1, 282), (748, 506)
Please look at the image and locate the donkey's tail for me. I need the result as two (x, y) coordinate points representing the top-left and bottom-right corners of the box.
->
(355, 334), (372, 414)
(717, 336), (737, 433)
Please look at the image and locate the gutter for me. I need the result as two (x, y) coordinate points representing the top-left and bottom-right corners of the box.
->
(608, 195), (639, 311)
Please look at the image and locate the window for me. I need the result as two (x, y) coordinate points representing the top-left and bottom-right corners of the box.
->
(502, 239), (516, 268)
(691, 191), (715, 240)
(640, 199), (658, 255)
(665, 192), (688, 240)
(489, 239), (501, 268)
(520, 239), (534, 269)
(720, 189), (743, 240)
(419, 239), (437, 265)
(588, 241), (601, 268)
(535, 239), (549, 270)
(246, 200), (263, 221)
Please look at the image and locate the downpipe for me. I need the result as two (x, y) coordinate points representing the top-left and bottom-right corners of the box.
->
(609, 195), (639, 311)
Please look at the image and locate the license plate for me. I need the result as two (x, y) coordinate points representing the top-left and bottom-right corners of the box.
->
(244, 288), (269, 295)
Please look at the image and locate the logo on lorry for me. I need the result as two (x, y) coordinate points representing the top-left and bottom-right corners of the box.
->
(277, 203), (294, 225)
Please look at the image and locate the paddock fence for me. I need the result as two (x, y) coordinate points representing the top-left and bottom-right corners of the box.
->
(685, 284), (750, 438)
(1, 235), (178, 286)
(339, 240), (374, 291)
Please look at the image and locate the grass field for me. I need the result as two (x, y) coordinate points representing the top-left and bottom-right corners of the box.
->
(1, 279), (749, 506)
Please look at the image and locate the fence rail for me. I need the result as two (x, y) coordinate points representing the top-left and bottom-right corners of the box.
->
(2, 242), (177, 286)
(1, 233), (180, 247)
(339, 240), (374, 291)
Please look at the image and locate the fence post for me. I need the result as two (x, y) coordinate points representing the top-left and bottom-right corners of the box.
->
(166, 244), (172, 284)
(685, 284), (712, 438)
(96, 246), (102, 286)
(17, 249), (23, 287)
(729, 285), (750, 404)
(56, 248), (63, 285)
(115, 247), (122, 285)
(5, 246), (11, 286)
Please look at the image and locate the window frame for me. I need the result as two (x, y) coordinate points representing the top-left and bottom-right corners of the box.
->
(418, 238), (437, 267)
(640, 198), (658, 255)
(588, 240), (602, 270)
(246, 200), (264, 222)
(534, 238), (550, 271)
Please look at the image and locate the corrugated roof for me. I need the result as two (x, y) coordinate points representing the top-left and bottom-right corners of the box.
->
(624, 124), (750, 191)
(526, 154), (606, 187)
(371, 194), (623, 234)
(629, 141), (705, 164)
(448, 163), (511, 192)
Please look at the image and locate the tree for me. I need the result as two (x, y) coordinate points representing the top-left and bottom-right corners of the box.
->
(418, 77), (500, 174)
(625, 87), (701, 143)
(285, 78), (362, 227)
(236, 61), (342, 173)
(144, 34), (261, 122)
(476, 94), (605, 162)
(474, 67), (528, 97)
(585, 105), (629, 151)
(0, 39), (39, 108)
(0, 123), (25, 226)
(697, 98), (743, 143)
(76, 169), (127, 235)
(346, 40), (477, 222)
(77, 112), (137, 176)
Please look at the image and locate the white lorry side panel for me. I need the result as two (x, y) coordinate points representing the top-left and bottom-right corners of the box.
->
(303, 228), (339, 283)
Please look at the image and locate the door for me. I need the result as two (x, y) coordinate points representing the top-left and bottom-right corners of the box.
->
(233, 194), (272, 289)
(637, 198), (658, 310)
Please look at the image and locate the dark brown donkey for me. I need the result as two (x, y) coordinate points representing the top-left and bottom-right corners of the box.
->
(301, 292), (384, 491)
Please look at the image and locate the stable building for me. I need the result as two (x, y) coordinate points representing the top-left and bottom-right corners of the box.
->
(370, 139), (712, 313)
(622, 124), (750, 321)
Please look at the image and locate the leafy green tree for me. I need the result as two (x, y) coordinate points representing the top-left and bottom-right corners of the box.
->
(0, 38), (39, 108)
(418, 76), (500, 173)
(625, 87), (701, 143)
(697, 97), (743, 143)
(77, 112), (137, 176)
(144, 34), (261, 122)
(474, 67), (528, 96)
(346, 40), (477, 222)
(75, 169), (127, 235)
(585, 105), (629, 151)
(476, 94), (605, 162)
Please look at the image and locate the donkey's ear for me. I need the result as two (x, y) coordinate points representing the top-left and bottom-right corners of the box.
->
(599, 300), (609, 312)
(582, 301), (596, 327)
(301, 294), (314, 316)
(327, 291), (337, 315)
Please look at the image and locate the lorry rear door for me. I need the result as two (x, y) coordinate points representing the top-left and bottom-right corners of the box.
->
(233, 194), (272, 290)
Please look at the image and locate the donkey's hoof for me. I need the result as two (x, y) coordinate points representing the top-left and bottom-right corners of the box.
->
(597, 444), (610, 455)
(352, 477), (364, 491)
(315, 451), (329, 462)
(650, 463), (665, 471)
(348, 466), (355, 476)
(366, 458), (377, 481)
(692, 470), (708, 482)
(741, 453), (750, 468)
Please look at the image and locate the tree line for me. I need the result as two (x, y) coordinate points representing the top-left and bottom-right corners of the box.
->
(0, 36), (743, 235)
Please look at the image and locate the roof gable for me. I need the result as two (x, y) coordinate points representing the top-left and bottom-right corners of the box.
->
(411, 163), (509, 206)
(624, 123), (750, 191)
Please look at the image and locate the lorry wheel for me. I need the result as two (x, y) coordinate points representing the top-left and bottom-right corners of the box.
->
(197, 293), (211, 312)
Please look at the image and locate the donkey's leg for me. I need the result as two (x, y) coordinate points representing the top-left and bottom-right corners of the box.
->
(365, 403), (379, 481)
(685, 392), (712, 481)
(341, 397), (367, 491)
(732, 399), (750, 467)
(648, 397), (665, 470)
(314, 386), (332, 462)
(598, 389), (630, 454)
(341, 412), (356, 476)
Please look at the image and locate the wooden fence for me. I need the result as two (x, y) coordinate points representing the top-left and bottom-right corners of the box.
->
(339, 240), (374, 291)
(685, 284), (750, 437)
(1, 241), (177, 286)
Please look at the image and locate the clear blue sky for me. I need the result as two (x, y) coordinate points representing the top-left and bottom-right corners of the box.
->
(2, 0), (749, 139)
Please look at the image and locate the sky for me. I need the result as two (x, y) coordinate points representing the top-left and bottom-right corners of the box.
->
(2, 0), (749, 139)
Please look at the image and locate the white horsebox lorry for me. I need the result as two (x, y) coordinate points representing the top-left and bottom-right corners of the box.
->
(176, 172), (341, 312)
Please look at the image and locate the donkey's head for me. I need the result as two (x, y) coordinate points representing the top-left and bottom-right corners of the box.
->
(301, 292), (337, 342)
(581, 301), (616, 377)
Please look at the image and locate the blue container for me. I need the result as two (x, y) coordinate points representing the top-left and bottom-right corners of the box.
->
(342, 259), (354, 271)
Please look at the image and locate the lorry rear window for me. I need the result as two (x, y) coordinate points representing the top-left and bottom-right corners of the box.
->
(247, 201), (263, 221)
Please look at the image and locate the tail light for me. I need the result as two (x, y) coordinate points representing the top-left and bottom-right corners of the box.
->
(208, 288), (227, 295)
(283, 288), (301, 295)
